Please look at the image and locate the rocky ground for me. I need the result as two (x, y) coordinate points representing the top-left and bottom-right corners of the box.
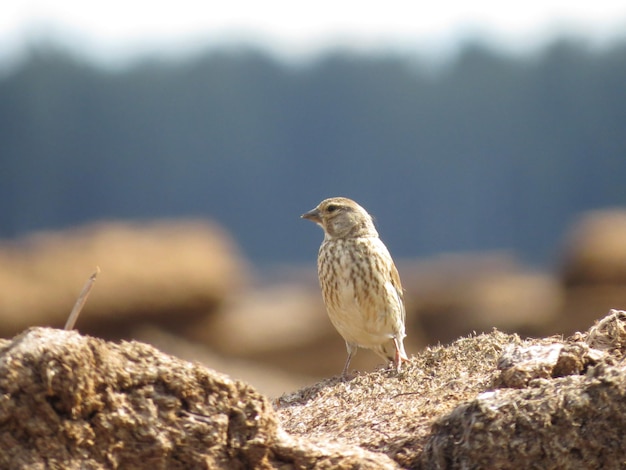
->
(1, 310), (626, 468)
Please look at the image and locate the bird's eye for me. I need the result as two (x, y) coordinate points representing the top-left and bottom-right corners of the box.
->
(326, 204), (338, 213)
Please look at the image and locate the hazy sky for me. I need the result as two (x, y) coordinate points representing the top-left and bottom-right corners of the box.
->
(2, 1), (626, 66)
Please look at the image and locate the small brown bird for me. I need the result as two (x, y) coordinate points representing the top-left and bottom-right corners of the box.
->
(302, 197), (409, 377)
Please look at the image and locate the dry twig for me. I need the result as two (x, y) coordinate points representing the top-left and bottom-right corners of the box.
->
(64, 267), (100, 330)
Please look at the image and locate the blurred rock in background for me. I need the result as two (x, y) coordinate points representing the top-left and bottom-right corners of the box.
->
(401, 253), (564, 343)
(556, 209), (626, 334)
(0, 219), (248, 338)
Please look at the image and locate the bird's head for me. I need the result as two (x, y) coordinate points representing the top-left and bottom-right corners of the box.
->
(301, 197), (378, 239)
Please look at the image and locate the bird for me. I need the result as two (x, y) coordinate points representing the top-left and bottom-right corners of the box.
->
(301, 197), (409, 378)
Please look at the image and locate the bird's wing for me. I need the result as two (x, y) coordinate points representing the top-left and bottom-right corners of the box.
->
(389, 261), (406, 326)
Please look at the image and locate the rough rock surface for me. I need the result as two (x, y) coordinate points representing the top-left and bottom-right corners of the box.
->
(422, 365), (626, 469)
(0, 327), (394, 469)
(420, 309), (626, 469)
(2, 310), (626, 468)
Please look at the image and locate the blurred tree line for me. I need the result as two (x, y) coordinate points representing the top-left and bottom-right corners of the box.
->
(1, 39), (625, 265)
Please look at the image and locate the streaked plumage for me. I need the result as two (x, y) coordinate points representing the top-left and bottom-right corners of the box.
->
(301, 197), (409, 377)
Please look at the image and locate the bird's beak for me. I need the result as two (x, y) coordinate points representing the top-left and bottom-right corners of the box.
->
(301, 207), (321, 223)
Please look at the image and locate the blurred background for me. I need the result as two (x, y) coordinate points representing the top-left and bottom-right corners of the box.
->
(2, 1), (626, 396)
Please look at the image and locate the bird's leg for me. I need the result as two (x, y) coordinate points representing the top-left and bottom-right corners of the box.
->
(342, 343), (357, 379)
(393, 338), (403, 373)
